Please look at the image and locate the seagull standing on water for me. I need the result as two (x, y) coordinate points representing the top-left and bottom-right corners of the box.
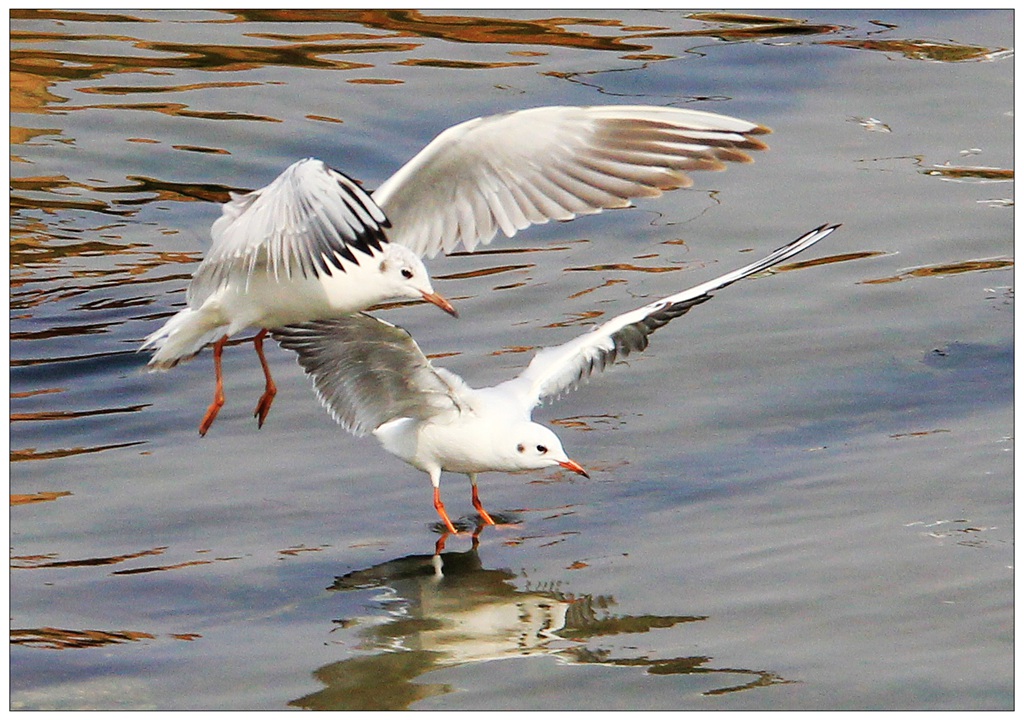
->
(141, 105), (770, 435)
(273, 224), (839, 534)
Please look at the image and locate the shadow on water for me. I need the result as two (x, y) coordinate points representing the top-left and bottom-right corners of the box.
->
(290, 528), (789, 710)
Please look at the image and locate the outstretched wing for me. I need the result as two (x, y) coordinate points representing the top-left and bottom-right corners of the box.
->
(372, 105), (770, 258)
(272, 314), (463, 436)
(188, 159), (390, 305)
(497, 224), (840, 410)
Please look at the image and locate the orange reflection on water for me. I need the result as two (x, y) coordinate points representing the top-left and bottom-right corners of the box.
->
(11, 441), (146, 463)
(861, 257), (1014, 284)
(11, 627), (156, 650)
(823, 37), (1011, 62)
(566, 262), (683, 273)
(12, 546), (168, 569)
(10, 491), (72, 506)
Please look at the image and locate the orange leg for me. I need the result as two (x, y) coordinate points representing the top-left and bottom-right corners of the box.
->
(470, 477), (496, 526)
(252, 328), (277, 428)
(433, 486), (459, 535)
(199, 335), (229, 437)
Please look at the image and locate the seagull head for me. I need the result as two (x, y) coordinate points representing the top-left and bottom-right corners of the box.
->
(379, 244), (458, 317)
(506, 422), (589, 478)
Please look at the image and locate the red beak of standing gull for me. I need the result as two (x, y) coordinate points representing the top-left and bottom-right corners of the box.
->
(422, 291), (459, 318)
(558, 459), (590, 478)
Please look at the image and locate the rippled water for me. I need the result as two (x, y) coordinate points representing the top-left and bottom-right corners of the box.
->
(10, 9), (1013, 710)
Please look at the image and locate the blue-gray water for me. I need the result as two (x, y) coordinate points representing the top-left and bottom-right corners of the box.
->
(10, 9), (1013, 710)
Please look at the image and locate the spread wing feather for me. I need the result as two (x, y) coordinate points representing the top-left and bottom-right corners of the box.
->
(372, 105), (770, 258)
(272, 315), (462, 436)
(188, 159), (390, 305)
(498, 224), (840, 410)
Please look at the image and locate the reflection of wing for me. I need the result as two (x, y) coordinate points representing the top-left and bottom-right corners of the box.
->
(272, 314), (461, 436)
(373, 105), (770, 258)
(499, 224), (839, 409)
(189, 159), (389, 304)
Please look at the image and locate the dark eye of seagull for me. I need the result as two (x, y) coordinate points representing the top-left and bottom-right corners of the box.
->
(537, 445), (547, 453)
(401, 268), (414, 280)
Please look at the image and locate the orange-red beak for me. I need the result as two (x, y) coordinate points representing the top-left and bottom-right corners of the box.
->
(558, 459), (589, 478)
(422, 291), (458, 318)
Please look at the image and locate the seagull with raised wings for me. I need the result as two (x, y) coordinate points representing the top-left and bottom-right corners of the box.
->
(273, 224), (839, 534)
(141, 105), (770, 435)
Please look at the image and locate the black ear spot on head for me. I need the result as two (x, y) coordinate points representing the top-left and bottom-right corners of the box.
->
(379, 259), (388, 272)
(516, 443), (525, 453)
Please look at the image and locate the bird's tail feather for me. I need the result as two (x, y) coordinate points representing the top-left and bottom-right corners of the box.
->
(141, 308), (226, 370)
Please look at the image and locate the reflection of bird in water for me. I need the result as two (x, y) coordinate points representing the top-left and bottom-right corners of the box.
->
(289, 533), (787, 710)
(274, 225), (838, 532)
(142, 105), (770, 436)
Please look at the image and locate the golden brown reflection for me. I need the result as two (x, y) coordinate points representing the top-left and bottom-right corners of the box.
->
(823, 37), (1010, 62)
(544, 310), (604, 328)
(11, 173), (236, 226)
(568, 278), (628, 299)
(10, 386), (65, 399)
(922, 165), (1014, 181)
(448, 245), (573, 257)
(396, 58), (536, 70)
(10, 404), (149, 423)
(672, 12), (841, 40)
(780, 250), (888, 271)
(12, 546), (167, 569)
(111, 559), (219, 575)
(11, 627), (156, 650)
(11, 36), (398, 79)
(290, 537), (788, 710)
(890, 428), (950, 439)
(861, 258), (1013, 284)
(550, 414), (624, 432)
(433, 264), (533, 281)
(77, 80), (264, 96)
(10, 8), (839, 156)
(11, 626), (202, 650)
(10, 9), (151, 23)
(59, 101), (282, 124)
(11, 545), (241, 575)
(171, 144), (231, 155)
(489, 345), (536, 357)
(16, 5), (780, 124)
(566, 263), (683, 273)
(10, 491), (72, 506)
(228, 10), (649, 52)
(10, 441), (146, 463)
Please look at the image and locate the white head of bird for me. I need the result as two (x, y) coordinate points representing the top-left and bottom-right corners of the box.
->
(377, 244), (458, 317)
(504, 421), (588, 476)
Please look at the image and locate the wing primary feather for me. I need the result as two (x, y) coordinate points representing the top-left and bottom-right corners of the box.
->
(503, 224), (839, 409)
(374, 105), (772, 257)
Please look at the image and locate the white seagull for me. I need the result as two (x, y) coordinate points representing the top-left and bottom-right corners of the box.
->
(272, 224), (839, 534)
(142, 105), (770, 435)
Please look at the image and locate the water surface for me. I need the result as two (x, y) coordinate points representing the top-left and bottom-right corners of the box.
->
(10, 9), (1013, 710)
